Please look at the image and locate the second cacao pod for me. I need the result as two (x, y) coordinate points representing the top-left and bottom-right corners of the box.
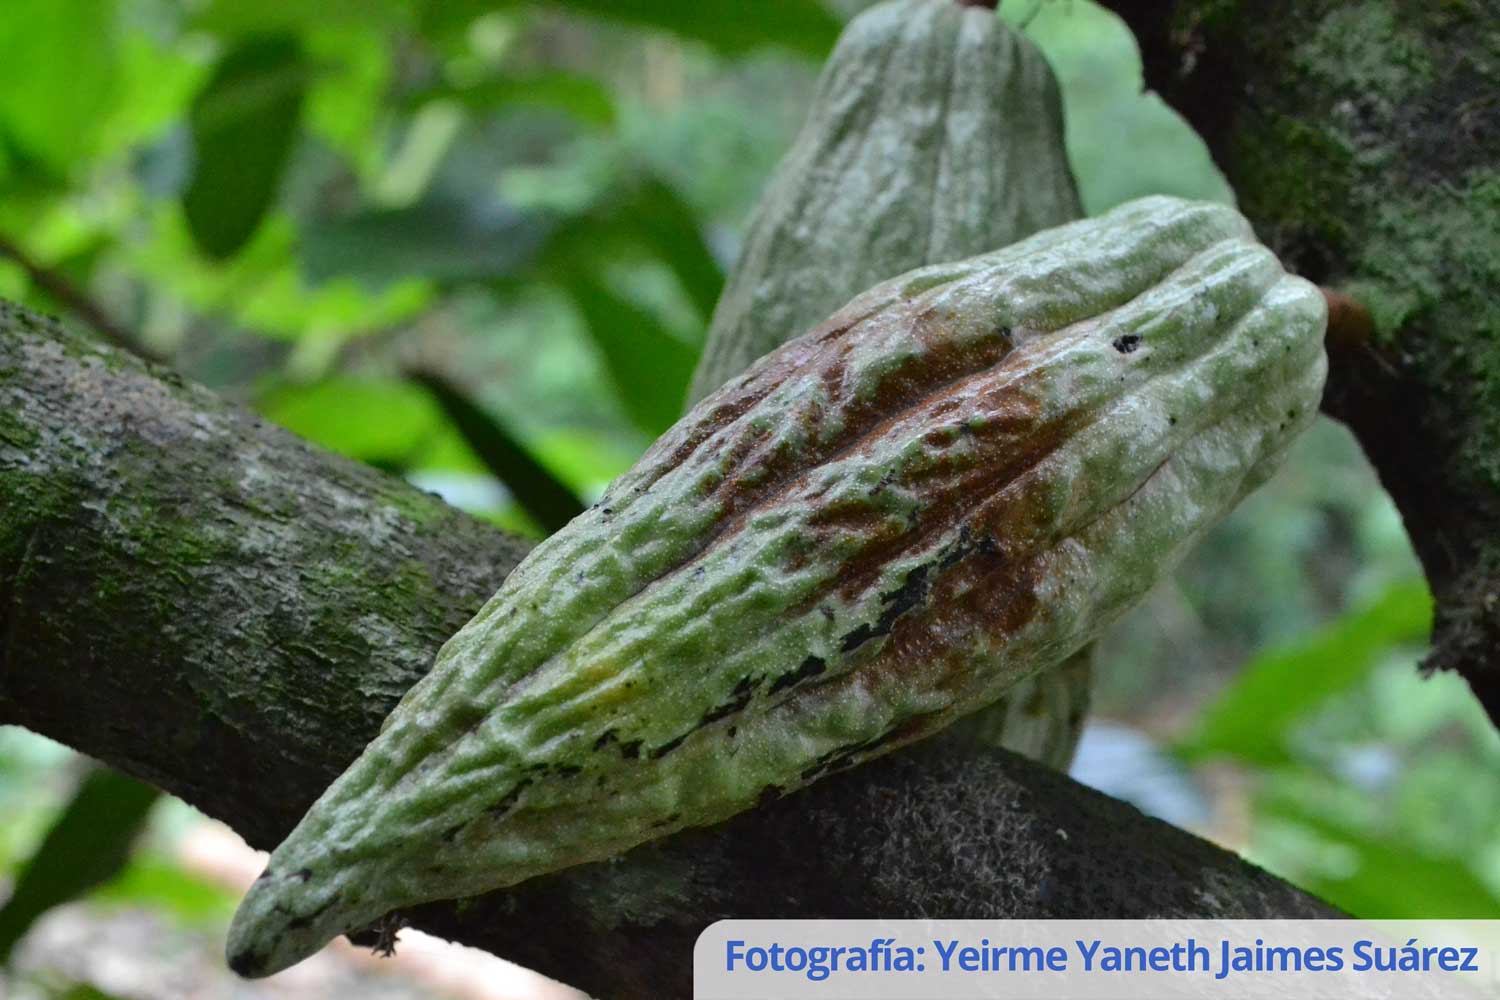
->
(687, 0), (1084, 404)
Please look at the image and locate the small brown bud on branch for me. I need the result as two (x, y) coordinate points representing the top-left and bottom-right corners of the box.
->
(1320, 288), (1375, 353)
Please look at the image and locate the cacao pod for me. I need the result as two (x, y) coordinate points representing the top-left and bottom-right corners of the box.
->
(227, 196), (1328, 977)
(686, 0), (1083, 406)
(943, 643), (1093, 763)
(687, 0), (1092, 770)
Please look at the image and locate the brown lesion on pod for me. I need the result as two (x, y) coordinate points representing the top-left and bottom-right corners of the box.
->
(632, 304), (1021, 560)
(792, 362), (1087, 613)
(785, 555), (1050, 761)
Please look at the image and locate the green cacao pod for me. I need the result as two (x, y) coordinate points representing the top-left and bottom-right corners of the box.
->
(686, 0), (1083, 406)
(228, 196), (1327, 977)
(943, 642), (1093, 763)
(686, 0), (1092, 770)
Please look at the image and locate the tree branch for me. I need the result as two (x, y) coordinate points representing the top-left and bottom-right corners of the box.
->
(0, 234), (155, 362)
(1099, 0), (1500, 724)
(0, 303), (1335, 997)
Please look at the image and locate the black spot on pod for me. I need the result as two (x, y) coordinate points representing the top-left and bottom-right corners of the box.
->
(647, 733), (688, 759)
(485, 778), (533, 818)
(699, 675), (759, 725)
(229, 948), (268, 978)
(755, 785), (786, 809)
(767, 656), (827, 696)
(1113, 334), (1142, 354)
(840, 560), (937, 653)
(286, 895), (339, 930)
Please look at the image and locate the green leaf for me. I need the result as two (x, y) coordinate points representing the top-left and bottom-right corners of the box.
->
(1178, 579), (1434, 766)
(409, 369), (587, 535)
(193, 0), (414, 34)
(548, 175), (724, 323)
(99, 35), (206, 157)
(0, 0), (120, 171)
(524, 429), (637, 494)
(539, 0), (841, 57)
(412, 0), (503, 47)
(299, 197), (558, 289)
(50, 985), (132, 1000)
(0, 767), (160, 964)
(302, 26), (393, 177)
(563, 273), (698, 436)
(610, 177), (724, 322)
(183, 35), (308, 259)
(92, 858), (236, 925)
(1259, 795), (1500, 919)
(257, 378), (445, 467)
(133, 211), (432, 342)
(405, 71), (618, 129)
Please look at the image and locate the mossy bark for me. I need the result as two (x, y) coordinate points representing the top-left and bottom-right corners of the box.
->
(0, 300), (532, 849)
(1103, 0), (1500, 721)
(0, 305), (1334, 997)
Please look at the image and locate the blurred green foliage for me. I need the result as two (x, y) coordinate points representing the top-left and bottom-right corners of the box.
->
(1003, 1), (1233, 211)
(0, 770), (160, 963)
(1180, 580), (1434, 769)
(1185, 587), (1500, 917)
(0, 0), (1494, 984)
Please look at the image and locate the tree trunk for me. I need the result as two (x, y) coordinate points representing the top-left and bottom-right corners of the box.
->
(0, 305), (1335, 998)
(1099, 0), (1500, 721)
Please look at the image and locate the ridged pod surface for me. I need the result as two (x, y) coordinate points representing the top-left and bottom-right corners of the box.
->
(687, 0), (1091, 769)
(228, 196), (1328, 977)
(686, 0), (1083, 405)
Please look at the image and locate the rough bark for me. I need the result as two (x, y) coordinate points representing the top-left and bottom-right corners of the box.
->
(1097, 0), (1500, 722)
(0, 301), (532, 850)
(0, 306), (1336, 998)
